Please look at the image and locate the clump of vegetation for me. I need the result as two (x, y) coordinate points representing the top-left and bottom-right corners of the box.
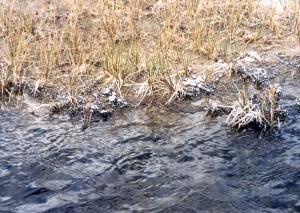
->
(164, 74), (215, 104)
(232, 51), (274, 88)
(202, 50), (291, 131)
(49, 86), (127, 128)
(226, 84), (287, 130)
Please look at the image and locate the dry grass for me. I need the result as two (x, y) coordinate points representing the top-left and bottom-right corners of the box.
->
(226, 83), (286, 130)
(0, 0), (299, 104)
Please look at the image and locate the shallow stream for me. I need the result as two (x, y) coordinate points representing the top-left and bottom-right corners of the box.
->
(0, 66), (300, 212)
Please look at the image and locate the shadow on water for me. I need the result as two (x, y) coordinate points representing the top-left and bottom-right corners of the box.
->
(0, 73), (300, 212)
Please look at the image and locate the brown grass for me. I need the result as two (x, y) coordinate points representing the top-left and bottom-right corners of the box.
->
(0, 0), (299, 104)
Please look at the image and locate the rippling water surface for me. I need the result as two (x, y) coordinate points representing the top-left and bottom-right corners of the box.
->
(1, 74), (300, 212)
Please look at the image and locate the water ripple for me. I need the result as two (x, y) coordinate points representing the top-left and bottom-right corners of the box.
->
(0, 87), (300, 212)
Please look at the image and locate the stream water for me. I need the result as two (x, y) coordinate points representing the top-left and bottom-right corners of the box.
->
(1, 0), (300, 212)
(0, 68), (300, 213)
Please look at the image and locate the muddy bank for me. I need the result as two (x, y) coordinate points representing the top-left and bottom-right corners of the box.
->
(167, 49), (300, 133)
(1, 49), (300, 132)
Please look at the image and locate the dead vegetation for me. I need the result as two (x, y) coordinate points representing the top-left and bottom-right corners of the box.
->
(48, 86), (126, 129)
(199, 50), (288, 131)
(226, 83), (287, 130)
(0, 0), (299, 104)
(0, 0), (299, 130)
